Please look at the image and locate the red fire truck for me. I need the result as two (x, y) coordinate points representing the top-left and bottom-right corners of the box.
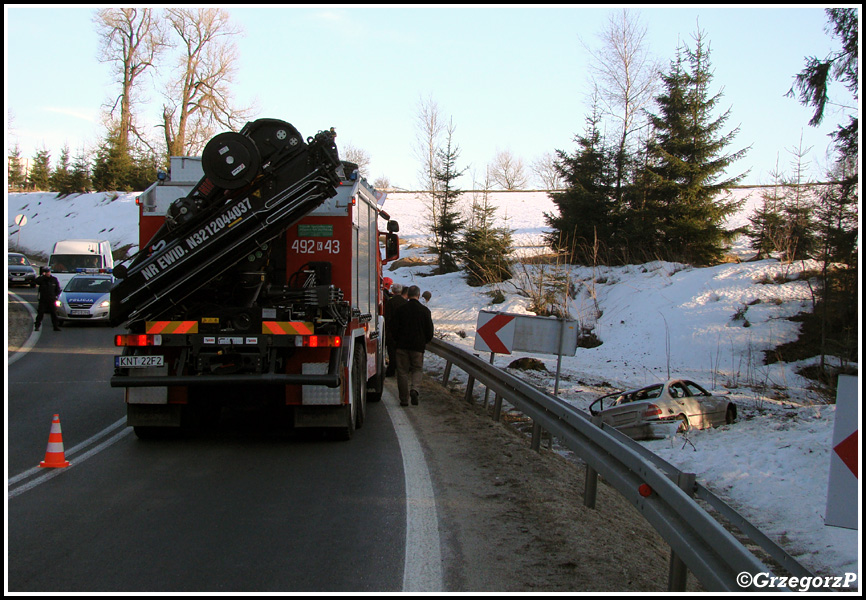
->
(109, 118), (399, 439)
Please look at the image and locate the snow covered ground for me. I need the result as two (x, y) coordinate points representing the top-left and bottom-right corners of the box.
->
(6, 187), (860, 584)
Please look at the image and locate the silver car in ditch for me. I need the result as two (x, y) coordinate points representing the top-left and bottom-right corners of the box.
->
(589, 379), (737, 440)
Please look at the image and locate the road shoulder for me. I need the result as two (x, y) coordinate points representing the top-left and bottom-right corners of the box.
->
(399, 375), (700, 592)
(7, 291), (35, 359)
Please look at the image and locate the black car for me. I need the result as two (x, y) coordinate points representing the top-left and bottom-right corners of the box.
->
(8, 253), (37, 287)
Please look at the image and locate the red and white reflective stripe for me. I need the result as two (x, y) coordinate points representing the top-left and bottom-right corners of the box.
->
(146, 321), (198, 334)
(262, 321), (314, 335)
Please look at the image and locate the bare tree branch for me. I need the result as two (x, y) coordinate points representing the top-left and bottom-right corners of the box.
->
(94, 8), (168, 151)
(414, 93), (445, 193)
(489, 149), (528, 190)
(342, 143), (371, 178)
(531, 152), (563, 190)
(161, 8), (255, 158)
(581, 9), (659, 200)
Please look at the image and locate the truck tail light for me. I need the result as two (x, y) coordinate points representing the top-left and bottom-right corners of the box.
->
(301, 335), (341, 348)
(644, 404), (662, 417)
(115, 334), (161, 347)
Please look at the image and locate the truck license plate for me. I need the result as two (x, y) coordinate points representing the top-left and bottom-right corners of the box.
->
(115, 355), (165, 368)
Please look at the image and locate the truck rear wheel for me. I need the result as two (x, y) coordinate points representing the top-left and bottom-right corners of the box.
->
(367, 343), (385, 403)
(336, 349), (364, 440)
(354, 344), (367, 429)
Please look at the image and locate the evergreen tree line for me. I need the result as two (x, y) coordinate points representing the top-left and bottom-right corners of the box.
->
(7, 138), (159, 195)
(544, 29), (749, 267)
(778, 8), (859, 376)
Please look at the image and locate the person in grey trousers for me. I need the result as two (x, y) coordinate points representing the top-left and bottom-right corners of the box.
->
(393, 285), (434, 406)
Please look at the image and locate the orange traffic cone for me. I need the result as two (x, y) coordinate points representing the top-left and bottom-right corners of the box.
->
(39, 414), (70, 468)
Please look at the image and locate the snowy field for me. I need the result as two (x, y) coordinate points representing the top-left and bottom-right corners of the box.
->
(6, 187), (860, 584)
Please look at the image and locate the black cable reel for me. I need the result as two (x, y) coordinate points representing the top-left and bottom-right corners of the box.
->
(201, 131), (262, 190)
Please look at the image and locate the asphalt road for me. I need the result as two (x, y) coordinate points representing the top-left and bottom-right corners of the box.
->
(7, 289), (407, 592)
(8, 288), (682, 593)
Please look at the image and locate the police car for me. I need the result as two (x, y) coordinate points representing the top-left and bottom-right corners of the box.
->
(56, 274), (114, 325)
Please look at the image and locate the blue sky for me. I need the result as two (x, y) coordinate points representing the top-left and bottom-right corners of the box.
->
(5, 5), (852, 190)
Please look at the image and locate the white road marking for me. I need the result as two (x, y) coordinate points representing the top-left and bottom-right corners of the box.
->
(382, 384), (444, 592)
(7, 291), (38, 366)
(8, 417), (131, 498)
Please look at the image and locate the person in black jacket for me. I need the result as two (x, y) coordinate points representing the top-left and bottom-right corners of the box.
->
(393, 285), (434, 406)
(384, 283), (408, 377)
(34, 266), (62, 331)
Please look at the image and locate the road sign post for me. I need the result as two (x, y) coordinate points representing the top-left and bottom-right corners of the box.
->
(14, 213), (27, 247)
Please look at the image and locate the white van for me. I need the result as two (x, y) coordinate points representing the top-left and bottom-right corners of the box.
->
(48, 239), (115, 288)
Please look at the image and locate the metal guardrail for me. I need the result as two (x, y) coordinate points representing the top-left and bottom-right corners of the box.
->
(426, 338), (818, 592)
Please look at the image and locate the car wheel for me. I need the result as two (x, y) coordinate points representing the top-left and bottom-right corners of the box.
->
(725, 404), (737, 424)
(676, 414), (690, 433)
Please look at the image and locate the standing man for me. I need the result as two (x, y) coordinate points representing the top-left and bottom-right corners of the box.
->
(34, 266), (62, 332)
(384, 282), (407, 377)
(393, 285), (434, 406)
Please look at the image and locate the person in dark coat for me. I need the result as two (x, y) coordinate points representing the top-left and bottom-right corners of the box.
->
(393, 285), (434, 406)
(384, 283), (407, 376)
(34, 266), (62, 331)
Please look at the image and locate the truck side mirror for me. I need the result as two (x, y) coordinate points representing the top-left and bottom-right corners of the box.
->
(387, 220), (399, 233)
(384, 233), (400, 263)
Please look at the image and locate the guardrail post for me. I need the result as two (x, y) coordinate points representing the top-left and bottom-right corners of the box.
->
(442, 361), (452, 386)
(483, 352), (495, 409)
(492, 393), (503, 421)
(530, 422), (542, 450)
(583, 415), (602, 508)
(464, 375), (475, 404)
(583, 463), (598, 509)
(668, 471), (696, 592)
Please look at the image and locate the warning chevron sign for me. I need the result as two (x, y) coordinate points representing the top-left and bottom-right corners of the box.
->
(474, 310), (580, 356)
(474, 312), (516, 354)
(825, 375), (858, 530)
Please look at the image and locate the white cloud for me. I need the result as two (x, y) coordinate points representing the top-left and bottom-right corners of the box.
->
(43, 107), (98, 123)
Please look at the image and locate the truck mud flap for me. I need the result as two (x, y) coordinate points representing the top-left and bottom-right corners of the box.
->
(293, 405), (350, 429)
(127, 403), (183, 428)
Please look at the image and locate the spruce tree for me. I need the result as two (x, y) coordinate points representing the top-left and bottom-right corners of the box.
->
(92, 132), (135, 191)
(644, 31), (749, 265)
(69, 149), (92, 193)
(544, 101), (617, 264)
(51, 144), (72, 195)
(27, 147), (52, 191)
(460, 179), (513, 286)
(8, 144), (26, 190)
(430, 122), (466, 274)
(745, 170), (785, 260)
